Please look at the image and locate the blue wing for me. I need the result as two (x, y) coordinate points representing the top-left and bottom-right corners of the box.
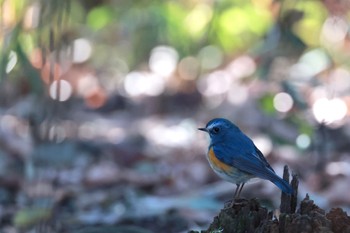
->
(254, 145), (275, 173)
(213, 142), (275, 180)
(213, 135), (292, 194)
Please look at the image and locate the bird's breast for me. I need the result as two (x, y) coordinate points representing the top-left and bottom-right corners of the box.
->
(207, 147), (232, 173)
(207, 146), (254, 184)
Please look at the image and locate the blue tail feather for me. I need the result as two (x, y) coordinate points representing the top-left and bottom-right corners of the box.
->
(272, 177), (293, 194)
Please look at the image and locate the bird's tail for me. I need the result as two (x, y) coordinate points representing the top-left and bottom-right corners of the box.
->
(271, 176), (293, 194)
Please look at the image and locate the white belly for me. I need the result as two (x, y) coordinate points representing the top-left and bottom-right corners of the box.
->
(210, 163), (254, 184)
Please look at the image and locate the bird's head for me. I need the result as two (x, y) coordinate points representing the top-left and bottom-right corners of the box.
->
(198, 118), (240, 142)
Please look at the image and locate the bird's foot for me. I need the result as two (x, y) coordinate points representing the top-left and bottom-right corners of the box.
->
(223, 198), (246, 209)
(223, 200), (234, 209)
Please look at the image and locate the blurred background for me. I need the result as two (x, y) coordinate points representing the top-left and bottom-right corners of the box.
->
(1, 0), (350, 232)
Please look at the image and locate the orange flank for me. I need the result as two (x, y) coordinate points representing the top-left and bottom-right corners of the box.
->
(208, 147), (232, 173)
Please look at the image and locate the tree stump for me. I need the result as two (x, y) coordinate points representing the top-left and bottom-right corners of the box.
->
(189, 166), (350, 233)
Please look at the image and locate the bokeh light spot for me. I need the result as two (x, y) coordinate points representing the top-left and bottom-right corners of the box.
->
(299, 49), (330, 76)
(149, 46), (178, 77)
(124, 72), (165, 97)
(145, 119), (196, 148)
(197, 70), (231, 96)
(220, 8), (247, 36)
(106, 127), (126, 144)
(85, 88), (107, 109)
(198, 45), (223, 70)
(77, 74), (99, 97)
(296, 134), (311, 149)
(178, 56), (200, 80)
(2, 0), (17, 29)
(226, 55), (256, 79)
(49, 80), (73, 101)
(252, 135), (272, 156)
(289, 63), (314, 80)
(87, 6), (113, 30)
(273, 92), (293, 113)
(326, 161), (350, 176)
(6, 51), (17, 73)
(124, 72), (144, 97)
(23, 3), (40, 29)
(312, 98), (347, 124)
(227, 84), (248, 105)
(73, 38), (92, 63)
(185, 4), (213, 37)
(321, 16), (348, 45)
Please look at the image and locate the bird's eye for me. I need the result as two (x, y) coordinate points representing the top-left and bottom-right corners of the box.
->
(212, 127), (220, 134)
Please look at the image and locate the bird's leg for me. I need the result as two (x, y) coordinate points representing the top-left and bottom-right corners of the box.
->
(237, 183), (245, 198)
(224, 184), (241, 209)
(233, 184), (240, 199)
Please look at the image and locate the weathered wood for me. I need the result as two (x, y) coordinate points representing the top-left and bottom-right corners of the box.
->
(280, 165), (292, 214)
(290, 173), (299, 213)
(190, 166), (350, 233)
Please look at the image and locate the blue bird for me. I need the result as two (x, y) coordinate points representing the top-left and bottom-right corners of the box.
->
(199, 118), (293, 199)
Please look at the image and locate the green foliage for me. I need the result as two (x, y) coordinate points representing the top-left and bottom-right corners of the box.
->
(0, 0), (335, 76)
(293, 1), (327, 46)
(1, 0), (349, 131)
(260, 94), (276, 115)
(87, 6), (115, 30)
(218, 5), (271, 49)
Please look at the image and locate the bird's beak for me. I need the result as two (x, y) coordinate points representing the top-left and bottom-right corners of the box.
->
(198, 127), (208, 132)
